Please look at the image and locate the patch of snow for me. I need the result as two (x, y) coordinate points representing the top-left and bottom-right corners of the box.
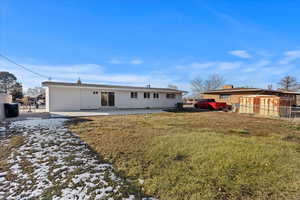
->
(10, 163), (22, 174)
(1, 117), (154, 200)
(138, 178), (145, 184)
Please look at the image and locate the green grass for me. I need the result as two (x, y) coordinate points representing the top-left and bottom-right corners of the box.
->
(69, 112), (300, 200)
(145, 132), (299, 199)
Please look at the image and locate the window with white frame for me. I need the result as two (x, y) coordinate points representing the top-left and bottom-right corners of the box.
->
(131, 92), (138, 98)
(166, 93), (176, 99)
(144, 92), (150, 98)
(153, 93), (159, 98)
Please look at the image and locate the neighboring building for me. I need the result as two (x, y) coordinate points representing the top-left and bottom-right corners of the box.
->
(0, 94), (12, 120)
(202, 85), (300, 106)
(42, 81), (185, 112)
(239, 95), (292, 117)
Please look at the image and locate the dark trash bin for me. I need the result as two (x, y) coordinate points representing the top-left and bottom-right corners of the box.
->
(4, 103), (19, 118)
(176, 102), (184, 110)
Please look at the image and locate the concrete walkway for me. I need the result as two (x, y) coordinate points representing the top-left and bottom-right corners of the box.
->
(51, 109), (165, 118)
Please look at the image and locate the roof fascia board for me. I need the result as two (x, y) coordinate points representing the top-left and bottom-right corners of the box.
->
(45, 84), (183, 93)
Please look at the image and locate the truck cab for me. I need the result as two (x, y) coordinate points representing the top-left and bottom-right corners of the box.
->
(194, 99), (227, 110)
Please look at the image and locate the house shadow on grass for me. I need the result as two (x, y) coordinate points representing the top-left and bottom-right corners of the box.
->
(64, 117), (94, 126)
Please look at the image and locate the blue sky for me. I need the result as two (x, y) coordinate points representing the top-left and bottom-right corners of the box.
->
(1, 0), (300, 93)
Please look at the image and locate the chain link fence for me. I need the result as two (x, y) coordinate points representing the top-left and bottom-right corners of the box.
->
(232, 103), (300, 119)
(20, 104), (46, 113)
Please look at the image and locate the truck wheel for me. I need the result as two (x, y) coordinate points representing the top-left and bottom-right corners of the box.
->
(194, 104), (198, 109)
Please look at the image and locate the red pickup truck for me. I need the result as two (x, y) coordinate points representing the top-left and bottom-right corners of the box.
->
(194, 99), (227, 110)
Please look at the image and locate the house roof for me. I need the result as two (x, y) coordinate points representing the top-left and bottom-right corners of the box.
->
(42, 81), (187, 93)
(202, 87), (300, 95)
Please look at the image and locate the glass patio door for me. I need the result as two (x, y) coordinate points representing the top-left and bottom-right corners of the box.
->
(101, 92), (115, 106)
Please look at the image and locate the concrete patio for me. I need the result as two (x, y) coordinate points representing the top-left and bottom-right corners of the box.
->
(50, 109), (165, 118)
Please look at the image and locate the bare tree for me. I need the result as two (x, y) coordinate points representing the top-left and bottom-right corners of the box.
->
(26, 87), (45, 97)
(267, 84), (273, 90)
(203, 74), (224, 91)
(191, 74), (224, 96)
(191, 77), (203, 94)
(278, 76), (299, 91)
(168, 84), (178, 90)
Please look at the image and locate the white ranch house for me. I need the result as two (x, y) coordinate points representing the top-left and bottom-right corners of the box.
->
(42, 81), (185, 112)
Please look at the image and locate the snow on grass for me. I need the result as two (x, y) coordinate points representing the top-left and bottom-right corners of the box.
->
(0, 117), (151, 200)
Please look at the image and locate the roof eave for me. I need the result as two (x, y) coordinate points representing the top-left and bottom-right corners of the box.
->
(202, 90), (262, 94)
(42, 81), (187, 93)
(202, 89), (300, 95)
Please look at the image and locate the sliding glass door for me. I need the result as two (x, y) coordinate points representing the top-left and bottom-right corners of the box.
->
(101, 92), (115, 106)
(108, 92), (115, 106)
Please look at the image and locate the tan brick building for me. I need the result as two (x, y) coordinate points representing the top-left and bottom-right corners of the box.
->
(202, 85), (299, 106)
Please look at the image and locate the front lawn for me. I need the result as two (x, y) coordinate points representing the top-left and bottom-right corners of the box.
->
(69, 112), (300, 200)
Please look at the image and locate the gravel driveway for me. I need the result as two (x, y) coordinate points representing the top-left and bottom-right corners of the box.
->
(0, 118), (150, 200)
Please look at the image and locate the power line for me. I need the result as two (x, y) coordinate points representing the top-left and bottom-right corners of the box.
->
(0, 53), (52, 80)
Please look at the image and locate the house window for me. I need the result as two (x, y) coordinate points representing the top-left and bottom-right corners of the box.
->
(131, 92), (138, 98)
(220, 94), (231, 99)
(166, 93), (176, 99)
(144, 92), (150, 98)
(93, 91), (98, 95)
(101, 92), (115, 106)
(153, 93), (159, 98)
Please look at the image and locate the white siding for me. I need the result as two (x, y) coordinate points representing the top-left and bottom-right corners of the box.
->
(48, 87), (81, 111)
(46, 86), (183, 112)
(0, 94), (12, 120)
(115, 91), (181, 108)
(80, 89), (101, 109)
(45, 87), (50, 112)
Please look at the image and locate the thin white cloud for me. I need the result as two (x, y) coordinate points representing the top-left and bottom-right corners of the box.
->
(278, 50), (300, 64)
(108, 58), (123, 64)
(256, 50), (274, 58)
(243, 68), (256, 73)
(217, 61), (242, 70)
(4, 49), (300, 94)
(175, 57), (293, 91)
(0, 58), (181, 91)
(177, 61), (242, 71)
(229, 50), (252, 59)
(262, 66), (291, 75)
(129, 59), (143, 65)
(190, 62), (215, 69)
(256, 59), (271, 67)
(108, 58), (144, 65)
(26, 63), (104, 74)
(243, 60), (271, 73)
(176, 62), (215, 70)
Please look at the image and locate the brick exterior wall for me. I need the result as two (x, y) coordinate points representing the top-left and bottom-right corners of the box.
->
(202, 94), (245, 105)
(202, 92), (297, 105)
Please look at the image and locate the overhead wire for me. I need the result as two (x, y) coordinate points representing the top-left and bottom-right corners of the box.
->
(0, 53), (52, 80)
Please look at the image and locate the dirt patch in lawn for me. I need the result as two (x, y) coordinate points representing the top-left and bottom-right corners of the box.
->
(69, 112), (300, 200)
